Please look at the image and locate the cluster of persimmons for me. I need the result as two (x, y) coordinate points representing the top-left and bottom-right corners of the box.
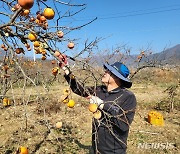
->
(1, 0), (76, 78)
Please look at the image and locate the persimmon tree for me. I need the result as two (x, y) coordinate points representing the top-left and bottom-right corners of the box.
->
(0, 1), (101, 152)
(0, 0), (118, 153)
(0, 0), (101, 98)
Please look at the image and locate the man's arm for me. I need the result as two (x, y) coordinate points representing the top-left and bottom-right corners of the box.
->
(64, 73), (95, 97)
(57, 54), (95, 97)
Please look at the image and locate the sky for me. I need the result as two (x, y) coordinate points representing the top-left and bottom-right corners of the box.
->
(64, 0), (180, 54)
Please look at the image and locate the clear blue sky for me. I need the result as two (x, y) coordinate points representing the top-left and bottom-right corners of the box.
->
(64, 0), (180, 54)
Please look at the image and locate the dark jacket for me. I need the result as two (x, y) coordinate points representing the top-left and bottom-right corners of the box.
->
(64, 74), (136, 154)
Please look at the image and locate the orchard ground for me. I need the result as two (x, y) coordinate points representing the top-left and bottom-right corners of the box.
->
(0, 64), (179, 154)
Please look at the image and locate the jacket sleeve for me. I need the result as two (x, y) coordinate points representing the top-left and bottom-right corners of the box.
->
(103, 93), (136, 132)
(64, 74), (95, 97)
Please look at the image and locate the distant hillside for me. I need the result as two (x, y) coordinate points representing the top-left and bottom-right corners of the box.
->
(152, 44), (180, 64)
(1, 44), (180, 66)
(90, 44), (180, 67)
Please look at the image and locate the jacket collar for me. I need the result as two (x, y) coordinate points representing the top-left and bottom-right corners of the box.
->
(102, 85), (124, 94)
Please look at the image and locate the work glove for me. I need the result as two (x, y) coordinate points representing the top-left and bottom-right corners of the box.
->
(89, 96), (104, 109)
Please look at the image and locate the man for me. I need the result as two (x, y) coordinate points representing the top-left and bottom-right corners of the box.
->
(59, 55), (136, 154)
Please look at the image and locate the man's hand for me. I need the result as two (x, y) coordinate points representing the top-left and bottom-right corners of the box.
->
(88, 96), (104, 109)
(57, 54), (70, 75)
(58, 54), (68, 68)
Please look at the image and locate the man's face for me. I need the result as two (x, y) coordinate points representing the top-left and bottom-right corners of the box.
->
(101, 69), (115, 85)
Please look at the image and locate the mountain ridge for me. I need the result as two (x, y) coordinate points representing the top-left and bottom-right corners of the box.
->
(0, 44), (180, 65)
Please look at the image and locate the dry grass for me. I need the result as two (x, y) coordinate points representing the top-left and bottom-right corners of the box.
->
(0, 67), (179, 154)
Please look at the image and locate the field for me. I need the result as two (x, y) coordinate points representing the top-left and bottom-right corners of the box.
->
(0, 66), (180, 154)
(0, 0), (179, 154)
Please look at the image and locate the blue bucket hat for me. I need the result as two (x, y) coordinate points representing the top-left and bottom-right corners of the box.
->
(103, 62), (132, 88)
